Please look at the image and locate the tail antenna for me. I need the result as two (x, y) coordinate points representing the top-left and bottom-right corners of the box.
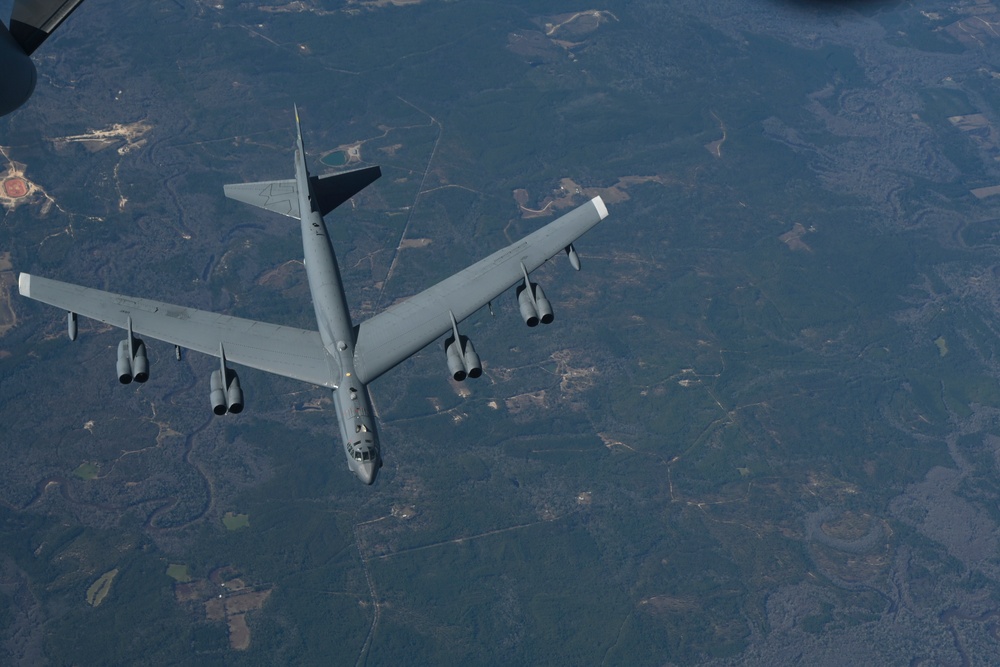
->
(293, 104), (304, 151)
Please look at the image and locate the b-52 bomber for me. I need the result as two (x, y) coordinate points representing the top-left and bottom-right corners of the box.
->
(18, 108), (609, 485)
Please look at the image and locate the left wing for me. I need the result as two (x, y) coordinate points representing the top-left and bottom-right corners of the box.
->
(352, 196), (608, 384)
(223, 179), (300, 219)
(18, 274), (337, 388)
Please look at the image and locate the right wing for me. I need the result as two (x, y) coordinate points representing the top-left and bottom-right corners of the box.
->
(10, 0), (88, 55)
(353, 197), (608, 384)
(18, 274), (338, 388)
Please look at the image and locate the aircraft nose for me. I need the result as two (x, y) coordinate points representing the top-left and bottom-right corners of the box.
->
(359, 460), (378, 485)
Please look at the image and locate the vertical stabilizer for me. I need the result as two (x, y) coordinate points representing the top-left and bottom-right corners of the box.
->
(224, 107), (381, 219)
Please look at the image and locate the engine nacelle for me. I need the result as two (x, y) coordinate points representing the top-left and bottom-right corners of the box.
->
(446, 337), (467, 381)
(517, 285), (539, 327)
(533, 285), (554, 325)
(117, 339), (133, 384)
(463, 338), (482, 379)
(210, 370), (227, 415)
(132, 340), (149, 383)
(226, 372), (244, 414)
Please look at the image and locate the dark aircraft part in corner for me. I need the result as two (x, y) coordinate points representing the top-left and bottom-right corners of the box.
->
(0, 23), (36, 116)
(67, 312), (77, 341)
(444, 335), (482, 381)
(116, 337), (148, 384)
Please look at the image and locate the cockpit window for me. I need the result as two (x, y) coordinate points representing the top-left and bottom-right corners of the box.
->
(362, 451), (370, 461)
(354, 452), (362, 460)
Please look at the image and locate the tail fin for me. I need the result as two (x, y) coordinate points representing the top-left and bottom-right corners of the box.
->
(224, 166), (381, 219)
(10, 0), (88, 56)
(224, 106), (381, 219)
(311, 166), (381, 217)
(294, 104), (305, 155)
(224, 179), (300, 219)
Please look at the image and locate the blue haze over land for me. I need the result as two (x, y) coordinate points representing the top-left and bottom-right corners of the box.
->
(2, 0), (1000, 664)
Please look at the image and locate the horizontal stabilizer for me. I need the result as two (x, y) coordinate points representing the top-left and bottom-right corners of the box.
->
(224, 179), (300, 219)
(311, 165), (381, 217)
(10, 0), (87, 55)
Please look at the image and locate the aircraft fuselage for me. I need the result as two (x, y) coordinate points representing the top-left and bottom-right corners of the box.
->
(294, 142), (380, 484)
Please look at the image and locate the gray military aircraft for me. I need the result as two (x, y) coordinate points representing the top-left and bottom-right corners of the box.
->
(17, 108), (609, 485)
(1, 0), (89, 117)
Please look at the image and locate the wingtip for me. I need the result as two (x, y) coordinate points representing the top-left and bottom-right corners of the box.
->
(18, 273), (30, 298)
(592, 195), (609, 220)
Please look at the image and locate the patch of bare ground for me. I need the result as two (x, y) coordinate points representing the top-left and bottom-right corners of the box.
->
(598, 432), (635, 452)
(348, 0), (423, 8)
(49, 121), (151, 155)
(256, 260), (302, 289)
(515, 175), (673, 218)
(392, 504), (417, 519)
(779, 222), (813, 252)
(640, 595), (699, 614)
(540, 10), (617, 40)
(550, 349), (598, 395)
(227, 614), (251, 650)
(177, 567), (271, 651)
(399, 238), (431, 249)
(505, 390), (547, 415)
(0, 148), (53, 214)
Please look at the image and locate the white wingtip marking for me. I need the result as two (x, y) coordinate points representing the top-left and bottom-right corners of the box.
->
(18, 273), (30, 298)
(592, 195), (609, 220)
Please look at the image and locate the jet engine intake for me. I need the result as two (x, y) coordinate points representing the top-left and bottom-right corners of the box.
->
(210, 370), (227, 415)
(446, 337), (467, 381)
(116, 337), (149, 384)
(210, 368), (244, 415)
(463, 338), (482, 379)
(517, 285), (539, 327)
(533, 284), (554, 325)
(445, 335), (482, 381)
(226, 371), (244, 414)
(132, 341), (149, 383)
(117, 339), (133, 384)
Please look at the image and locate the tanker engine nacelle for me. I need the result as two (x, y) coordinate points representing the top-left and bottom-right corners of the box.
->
(116, 337), (149, 384)
(516, 282), (553, 327)
(210, 369), (244, 415)
(210, 343), (244, 415)
(444, 334), (482, 381)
